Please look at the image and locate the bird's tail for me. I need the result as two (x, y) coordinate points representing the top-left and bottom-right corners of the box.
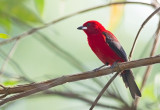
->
(121, 70), (141, 99)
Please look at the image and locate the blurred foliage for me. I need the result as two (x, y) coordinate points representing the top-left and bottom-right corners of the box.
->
(0, 0), (159, 110)
(3, 80), (18, 86)
(0, 0), (43, 32)
(0, 33), (10, 39)
(34, 0), (44, 15)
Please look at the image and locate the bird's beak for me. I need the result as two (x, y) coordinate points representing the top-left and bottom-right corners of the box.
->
(77, 26), (87, 30)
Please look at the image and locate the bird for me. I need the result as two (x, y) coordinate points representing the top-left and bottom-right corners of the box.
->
(77, 20), (141, 99)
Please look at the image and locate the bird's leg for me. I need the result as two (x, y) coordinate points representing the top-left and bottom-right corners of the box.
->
(110, 61), (118, 69)
(110, 61), (122, 72)
(93, 63), (109, 72)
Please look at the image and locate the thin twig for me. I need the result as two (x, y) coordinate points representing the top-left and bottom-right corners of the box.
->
(0, 56), (159, 106)
(34, 35), (86, 71)
(43, 90), (120, 109)
(134, 19), (160, 109)
(89, 72), (120, 110)
(152, 0), (160, 9)
(128, 6), (160, 60)
(0, 49), (30, 79)
(141, 20), (160, 91)
(107, 91), (130, 108)
(0, 40), (19, 75)
(0, 1), (152, 46)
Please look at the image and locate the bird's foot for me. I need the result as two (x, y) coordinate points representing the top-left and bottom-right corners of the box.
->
(110, 61), (121, 72)
(93, 64), (108, 72)
(110, 62), (118, 69)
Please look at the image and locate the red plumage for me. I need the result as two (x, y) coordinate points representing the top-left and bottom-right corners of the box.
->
(78, 20), (141, 99)
(88, 30), (124, 65)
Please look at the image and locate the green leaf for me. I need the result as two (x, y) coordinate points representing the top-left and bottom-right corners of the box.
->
(34, 0), (44, 15)
(0, 33), (10, 39)
(0, 17), (11, 32)
(0, 0), (42, 24)
(10, 4), (42, 23)
(3, 80), (18, 86)
(143, 84), (156, 101)
(0, 0), (27, 11)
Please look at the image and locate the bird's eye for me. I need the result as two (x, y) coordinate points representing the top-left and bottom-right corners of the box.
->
(87, 23), (91, 27)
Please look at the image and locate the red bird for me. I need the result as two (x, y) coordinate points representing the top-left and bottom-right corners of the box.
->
(77, 20), (141, 99)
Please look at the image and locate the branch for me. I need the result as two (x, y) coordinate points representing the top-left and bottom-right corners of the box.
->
(0, 55), (160, 106)
(89, 72), (120, 110)
(0, 1), (152, 46)
(134, 17), (160, 109)
(0, 40), (19, 75)
(141, 21), (160, 90)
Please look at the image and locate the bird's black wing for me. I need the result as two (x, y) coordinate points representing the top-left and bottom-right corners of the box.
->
(102, 32), (127, 61)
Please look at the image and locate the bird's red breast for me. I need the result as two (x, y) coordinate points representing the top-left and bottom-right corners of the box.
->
(87, 32), (124, 65)
(81, 20), (126, 65)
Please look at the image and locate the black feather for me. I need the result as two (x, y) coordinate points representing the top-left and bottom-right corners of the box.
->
(122, 70), (141, 99)
(102, 32), (127, 61)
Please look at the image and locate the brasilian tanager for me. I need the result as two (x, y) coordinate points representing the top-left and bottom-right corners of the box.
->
(77, 20), (141, 99)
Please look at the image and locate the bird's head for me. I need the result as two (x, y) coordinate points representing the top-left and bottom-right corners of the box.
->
(77, 20), (105, 34)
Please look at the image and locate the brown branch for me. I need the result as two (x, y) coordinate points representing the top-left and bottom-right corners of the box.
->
(152, 0), (160, 9)
(0, 55), (160, 106)
(0, 55), (159, 95)
(128, 6), (160, 60)
(134, 18), (160, 109)
(89, 72), (120, 110)
(141, 20), (160, 91)
(0, 1), (152, 46)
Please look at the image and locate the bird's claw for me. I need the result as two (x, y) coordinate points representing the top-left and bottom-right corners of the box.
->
(110, 61), (121, 72)
(110, 62), (118, 69)
(93, 64), (108, 72)
(93, 68), (99, 72)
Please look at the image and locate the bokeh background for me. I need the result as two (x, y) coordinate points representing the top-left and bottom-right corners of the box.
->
(0, 0), (160, 110)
